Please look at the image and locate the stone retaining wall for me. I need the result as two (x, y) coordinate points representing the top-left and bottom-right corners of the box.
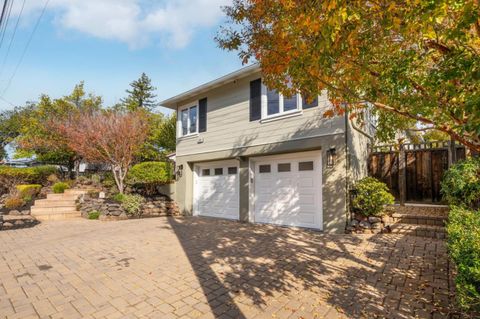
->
(78, 195), (180, 221)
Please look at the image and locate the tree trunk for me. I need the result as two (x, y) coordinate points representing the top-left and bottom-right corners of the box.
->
(112, 166), (124, 194)
(74, 160), (80, 179)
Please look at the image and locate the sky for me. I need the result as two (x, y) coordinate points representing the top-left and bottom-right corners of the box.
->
(0, 0), (243, 115)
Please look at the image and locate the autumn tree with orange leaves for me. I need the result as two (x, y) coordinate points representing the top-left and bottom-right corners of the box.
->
(217, 0), (480, 151)
(57, 111), (150, 193)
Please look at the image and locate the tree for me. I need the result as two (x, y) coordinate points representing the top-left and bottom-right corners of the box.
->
(0, 105), (33, 160)
(57, 110), (149, 193)
(121, 73), (159, 111)
(16, 82), (102, 176)
(217, 0), (480, 151)
(136, 113), (176, 162)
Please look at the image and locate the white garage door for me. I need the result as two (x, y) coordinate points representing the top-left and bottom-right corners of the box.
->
(194, 160), (239, 220)
(253, 151), (323, 230)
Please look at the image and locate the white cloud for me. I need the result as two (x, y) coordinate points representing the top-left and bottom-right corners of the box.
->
(15, 0), (231, 49)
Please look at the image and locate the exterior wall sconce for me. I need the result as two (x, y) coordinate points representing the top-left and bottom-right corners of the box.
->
(176, 164), (184, 179)
(327, 147), (337, 168)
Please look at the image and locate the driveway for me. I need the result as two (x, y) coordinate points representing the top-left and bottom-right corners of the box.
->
(0, 217), (454, 319)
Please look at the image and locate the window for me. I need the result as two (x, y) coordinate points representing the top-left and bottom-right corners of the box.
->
(302, 95), (318, 109)
(278, 163), (291, 172)
(202, 169), (210, 176)
(283, 95), (298, 112)
(259, 164), (271, 173)
(267, 88), (280, 115)
(214, 168), (223, 175)
(299, 161), (314, 171)
(228, 167), (237, 174)
(180, 105), (197, 136)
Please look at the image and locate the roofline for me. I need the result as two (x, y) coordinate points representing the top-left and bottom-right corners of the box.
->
(160, 63), (261, 109)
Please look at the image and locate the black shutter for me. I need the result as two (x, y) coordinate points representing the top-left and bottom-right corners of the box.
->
(199, 97), (207, 132)
(250, 79), (262, 121)
(303, 95), (318, 109)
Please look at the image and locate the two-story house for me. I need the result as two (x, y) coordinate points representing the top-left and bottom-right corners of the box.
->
(160, 64), (372, 233)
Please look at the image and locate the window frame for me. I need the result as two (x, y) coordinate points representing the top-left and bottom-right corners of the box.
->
(178, 103), (199, 137)
(260, 82), (319, 120)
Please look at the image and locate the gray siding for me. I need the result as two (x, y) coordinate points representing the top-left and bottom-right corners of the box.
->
(176, 72), (345, 157)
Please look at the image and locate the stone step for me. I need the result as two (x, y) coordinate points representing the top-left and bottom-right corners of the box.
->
(33, 199), (77, 208)
(46, 193), (80, 200)
(390, 223), (446, 239)
(391, 213), (447, 227)
(32, 212), (81, 221)
(64, 189), (95, 195)
(31, 206), (79, 215)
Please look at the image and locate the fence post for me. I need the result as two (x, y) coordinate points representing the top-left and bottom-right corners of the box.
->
(448, 138), (456, 166)
(398, 142), (406, 206)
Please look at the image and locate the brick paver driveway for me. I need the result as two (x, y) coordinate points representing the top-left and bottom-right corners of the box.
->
(0, 217), (454, 319)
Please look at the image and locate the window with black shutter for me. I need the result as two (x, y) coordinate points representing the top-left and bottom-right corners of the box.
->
(250, 79), (262, 121)
(199, 97), (207, 132)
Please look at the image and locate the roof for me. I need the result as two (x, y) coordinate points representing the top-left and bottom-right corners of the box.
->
(160, 63), (261, 109)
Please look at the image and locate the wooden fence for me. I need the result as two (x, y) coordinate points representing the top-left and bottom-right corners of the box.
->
(369, 141), (466, 203)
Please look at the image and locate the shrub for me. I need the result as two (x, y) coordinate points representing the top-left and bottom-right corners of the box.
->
(47, 174), (59, 184)
(351, 177), (395, 217)
(4, 196), (25, 209)
(126, 162), (172, 195)
(112, 193), (126, 203)
(52, 182), (70, 194)
(0, 165), (58, 189)
(88, 211), (101, 220)
(446, 206), (480, 312)
(16, 184), (42, 200)
(120, 194), (145, 216)
(441, 157), (480, 209)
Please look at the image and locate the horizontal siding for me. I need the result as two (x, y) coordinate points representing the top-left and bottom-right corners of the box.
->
(176, 72), (345, 156)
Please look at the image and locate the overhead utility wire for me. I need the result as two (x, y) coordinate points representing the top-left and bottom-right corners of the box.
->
(1, 0), (50, 97)
(0, 0), (26, 76)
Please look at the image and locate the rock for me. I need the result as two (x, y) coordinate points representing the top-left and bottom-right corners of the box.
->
(368, 216), (382, 223)
(350, 219), (359, 227)
(99, 192), (106, 199)
(110, 210), (122, 217)
(21, 210), (30, 215)
(359, 221), (371, 229)
(119, 212), (128, 220)
(2, 222), (13, 228)
(14, 220), (24, 226)
(9, 210), (20, 215)
(371, 222), (382, 229)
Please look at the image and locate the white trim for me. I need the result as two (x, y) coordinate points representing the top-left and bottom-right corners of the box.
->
(260, 110), (302, 123)
(176, 131), (344, 158)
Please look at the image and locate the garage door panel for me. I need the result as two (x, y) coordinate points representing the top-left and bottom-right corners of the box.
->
(195, 161), (239, 220)
(253, 152), (322, 230)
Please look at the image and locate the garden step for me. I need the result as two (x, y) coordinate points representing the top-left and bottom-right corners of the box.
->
(33, 199), (77, 207)
(64, 189), (95, 195)
(31, 206), (79, 215)
(390, 223), (446, 239)
(31, 211), (81, 221)
(391, 213), (447, 226)
(46, 193), (80, 200)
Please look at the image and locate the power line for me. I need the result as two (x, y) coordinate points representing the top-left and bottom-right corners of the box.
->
(0, 0), (26, 75)
(0, 1), (9, 31)
(0, 0), (14, 51)
(1, 0), (49, 97)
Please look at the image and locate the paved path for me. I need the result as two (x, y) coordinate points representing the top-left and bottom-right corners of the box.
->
(0, 217), (454, 318)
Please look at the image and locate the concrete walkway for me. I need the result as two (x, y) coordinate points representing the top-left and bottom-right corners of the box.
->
(0, 217), (454, 318)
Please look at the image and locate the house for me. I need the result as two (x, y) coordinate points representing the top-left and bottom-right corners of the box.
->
(160, 64), (373, 233)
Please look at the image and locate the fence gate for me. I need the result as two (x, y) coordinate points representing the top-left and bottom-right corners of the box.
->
(369, 141), (466, 204)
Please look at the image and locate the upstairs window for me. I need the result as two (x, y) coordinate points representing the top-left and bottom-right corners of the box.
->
(180, 105), (197, 136)
(264, 85), (300, 118)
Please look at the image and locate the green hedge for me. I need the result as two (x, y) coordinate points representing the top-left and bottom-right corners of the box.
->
(126, 162), (172, 195)
(0, 165), (58, 188)
(446, 206), (480, 312)
(441, 157), (480, 209)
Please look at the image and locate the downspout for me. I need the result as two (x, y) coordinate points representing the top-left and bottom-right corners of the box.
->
(344, 112), (350, 226)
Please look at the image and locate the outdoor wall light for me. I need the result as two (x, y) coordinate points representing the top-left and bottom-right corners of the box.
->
(327, 147), (337, 168)
(176, 164), (184, 179)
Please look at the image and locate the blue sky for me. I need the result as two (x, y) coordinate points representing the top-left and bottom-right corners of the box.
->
(0, 0), (242, 115)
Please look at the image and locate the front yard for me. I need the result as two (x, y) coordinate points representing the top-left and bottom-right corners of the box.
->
(0, 217), (455, 319)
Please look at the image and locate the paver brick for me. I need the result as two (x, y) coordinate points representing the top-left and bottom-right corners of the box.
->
(0, 217), (459, 318)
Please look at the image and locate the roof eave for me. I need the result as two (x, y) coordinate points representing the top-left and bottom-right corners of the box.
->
(160, 64), (261, 109)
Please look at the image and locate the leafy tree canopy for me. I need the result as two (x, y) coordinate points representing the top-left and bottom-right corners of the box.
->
(218, 0), (480, 151)
(121, 73), (159, 111)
